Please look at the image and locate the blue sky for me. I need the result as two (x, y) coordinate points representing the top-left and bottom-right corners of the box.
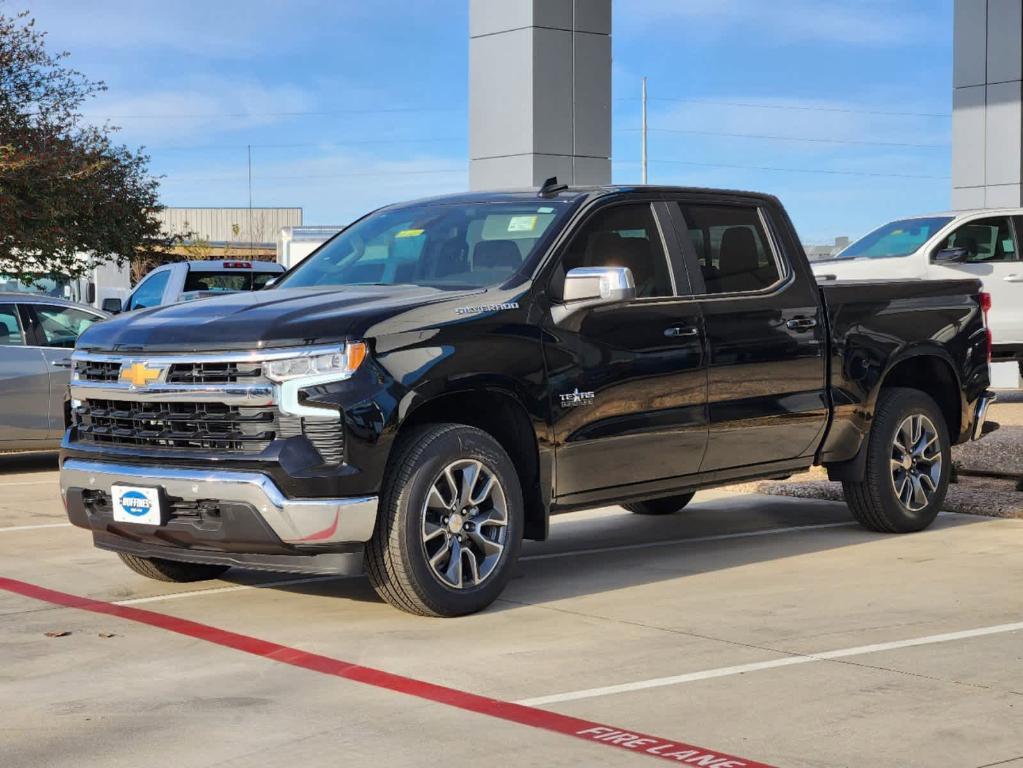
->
(25, 0), (953, 244)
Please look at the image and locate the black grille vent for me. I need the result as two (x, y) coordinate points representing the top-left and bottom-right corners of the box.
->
(74, 361), (121, 382)
(74, 399), (276, 453)
(166, 362), (264, 384)
(278, 413), (344, 464)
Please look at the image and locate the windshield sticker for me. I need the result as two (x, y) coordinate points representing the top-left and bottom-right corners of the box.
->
(538, 206), (554, 214)
(507, 216), (538, 233)
(395, 228), (425, 238)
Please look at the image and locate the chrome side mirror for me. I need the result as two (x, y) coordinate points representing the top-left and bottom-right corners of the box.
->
(552, 266), (636, 325)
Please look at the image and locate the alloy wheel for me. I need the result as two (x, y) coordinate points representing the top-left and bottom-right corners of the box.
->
(890, 414), (943, 512)
(421, 459), (508, 589)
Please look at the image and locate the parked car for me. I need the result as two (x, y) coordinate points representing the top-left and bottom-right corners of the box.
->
(104, 260), (286, 313)
(0, 294), (107, 452)
(811, 209), (1023, 368)
(60, 184), (994, 617)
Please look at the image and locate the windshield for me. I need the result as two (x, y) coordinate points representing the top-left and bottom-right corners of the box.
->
(183, 269), (280, 293)
(838, 217), (953, 260)
(276, 201), (570, 290)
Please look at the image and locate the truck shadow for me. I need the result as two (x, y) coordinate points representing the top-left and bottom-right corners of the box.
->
(249, 495), (985, 611)
(0, 451), (59, 476)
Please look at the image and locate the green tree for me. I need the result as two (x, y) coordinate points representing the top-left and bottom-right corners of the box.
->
(0, 10), (173, 284)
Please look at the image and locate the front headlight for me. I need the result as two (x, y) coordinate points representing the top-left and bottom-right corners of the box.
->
(265, 342), (368, 383)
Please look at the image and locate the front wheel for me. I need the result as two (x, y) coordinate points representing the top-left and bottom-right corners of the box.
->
(365, 424), (523, 617)
(843, 388), (950, 533)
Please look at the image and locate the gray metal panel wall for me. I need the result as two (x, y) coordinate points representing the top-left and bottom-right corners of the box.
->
(952, 0), (1023, 208)
(469, 0), (612, 189)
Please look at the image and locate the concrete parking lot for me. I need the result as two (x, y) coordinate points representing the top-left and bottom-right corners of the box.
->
(2, 452), (1022, 768)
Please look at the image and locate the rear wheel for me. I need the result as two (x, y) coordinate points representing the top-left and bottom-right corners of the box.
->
(623, 492), (696, 516)
(365, 424), (523, 617)
(117, 553), (230, 582)
(843, 387), (950, 533)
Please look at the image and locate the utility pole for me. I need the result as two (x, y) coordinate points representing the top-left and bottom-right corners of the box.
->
(247, 144), (253, 255)
(641, 77), (648, 184)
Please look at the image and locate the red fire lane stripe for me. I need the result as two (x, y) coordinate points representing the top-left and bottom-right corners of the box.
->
(1, 577), (775, 767)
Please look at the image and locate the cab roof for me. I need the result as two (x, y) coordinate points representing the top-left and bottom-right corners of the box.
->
(385, 184), (777, 209)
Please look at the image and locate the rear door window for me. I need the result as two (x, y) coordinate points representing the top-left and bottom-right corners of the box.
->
(675, 204), (782, 295)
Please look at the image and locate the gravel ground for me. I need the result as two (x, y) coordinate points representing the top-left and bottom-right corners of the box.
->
(952, 389), (1023, 476)
(748, 470), (1023, 519)
(725, 393), (1023, 519)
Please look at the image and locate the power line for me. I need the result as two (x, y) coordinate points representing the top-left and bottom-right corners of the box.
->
(151, 137), (465, 152)
(87, 106), (465, 120)
(160, 167), (466, 183)
(616, 96), (950, 119)
(648, 158), (950, 180)
(619, 126), (948, 149)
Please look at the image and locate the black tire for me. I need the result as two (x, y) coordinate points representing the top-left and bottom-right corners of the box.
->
(843, 387), (951, 533)
(623, 492), (696, 515)
(365, 423), (524, 617)
(117, 553), (230, 582)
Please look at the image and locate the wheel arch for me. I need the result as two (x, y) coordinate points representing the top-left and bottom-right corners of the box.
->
(875, 349), (963, 441)
(395, 386), (549, 540)
(826, 348), (964, 483)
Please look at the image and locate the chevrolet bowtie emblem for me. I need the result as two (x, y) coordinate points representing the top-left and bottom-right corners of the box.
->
(120, 362), (162, 387)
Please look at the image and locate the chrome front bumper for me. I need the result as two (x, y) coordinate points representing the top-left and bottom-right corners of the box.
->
(60, 459), (378, 545)
(972, 392), (997, 441)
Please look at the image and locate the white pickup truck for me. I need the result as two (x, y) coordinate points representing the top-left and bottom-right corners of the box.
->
(811, 209), (1023, 370)
(104, 260), (285, 314)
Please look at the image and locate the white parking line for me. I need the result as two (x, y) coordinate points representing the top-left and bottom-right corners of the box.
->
(519, 521), (858, 561)
(106, 522), (858, 605)
(0, 522), (71, 533)
(516, 620), (1023, 706)
(113, 575), (344, 605)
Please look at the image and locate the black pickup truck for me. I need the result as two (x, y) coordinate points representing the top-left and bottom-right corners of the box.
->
(61, 184), (995, 616)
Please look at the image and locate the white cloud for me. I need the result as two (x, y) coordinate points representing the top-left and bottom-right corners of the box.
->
(83, 77), (317, 143)
(618, 0), (944, 46)
(156, 149), (468, 224)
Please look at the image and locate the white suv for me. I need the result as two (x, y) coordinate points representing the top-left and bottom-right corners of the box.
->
(812, 210), (1023, 367)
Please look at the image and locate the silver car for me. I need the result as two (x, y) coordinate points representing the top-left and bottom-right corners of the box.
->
(0, 294), (107, 451)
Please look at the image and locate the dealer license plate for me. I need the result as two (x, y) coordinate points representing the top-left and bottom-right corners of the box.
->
(111, 485), (163, 526)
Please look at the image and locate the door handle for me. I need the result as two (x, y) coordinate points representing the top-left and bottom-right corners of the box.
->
(664, 325), (700, 338)
(51, 359), (72, 368)
(1004, 274), (1023, 283)
(786, 317), (818, 331)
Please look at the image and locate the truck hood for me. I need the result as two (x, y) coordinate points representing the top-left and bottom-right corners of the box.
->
(77, 285), (483, 352)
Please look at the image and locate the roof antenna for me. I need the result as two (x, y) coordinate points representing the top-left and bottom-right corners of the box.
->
(538, 176), (568, 197)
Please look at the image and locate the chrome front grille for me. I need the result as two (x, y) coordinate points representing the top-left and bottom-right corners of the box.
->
(74, 399), (278, 453)
(70, 350), (345, 463)
(73, 360), (121, 382)
(166, 362), (265, 384)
